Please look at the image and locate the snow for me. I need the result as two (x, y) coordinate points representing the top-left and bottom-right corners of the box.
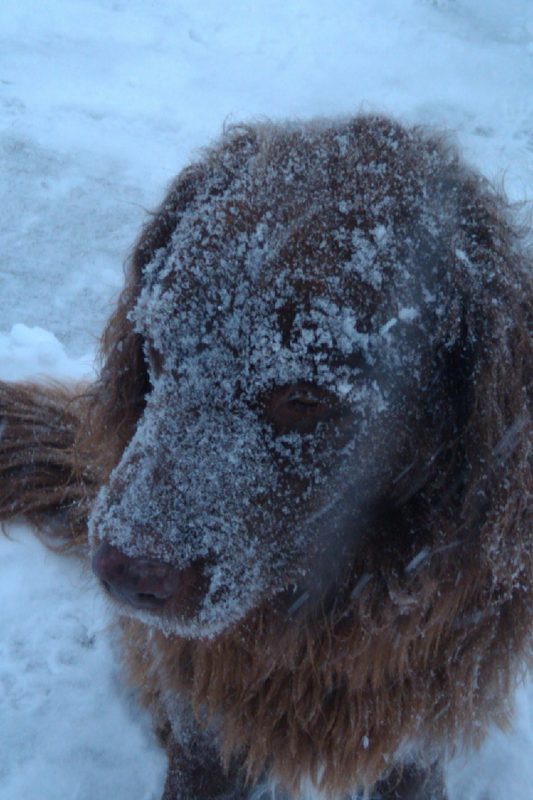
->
(0, 0), (532, 798)
(0, 324), (93, 382)
(0, 524), (166, 800)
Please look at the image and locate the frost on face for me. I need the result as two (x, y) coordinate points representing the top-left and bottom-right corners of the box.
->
(89, 118), (481, 637)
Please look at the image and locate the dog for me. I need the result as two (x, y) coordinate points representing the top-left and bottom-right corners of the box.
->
(0, 115), (531, 800)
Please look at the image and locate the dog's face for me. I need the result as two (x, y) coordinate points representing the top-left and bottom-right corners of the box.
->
(89, 119), (469, 637)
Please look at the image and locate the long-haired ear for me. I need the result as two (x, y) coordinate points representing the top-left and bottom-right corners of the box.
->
(391, 168), (531, 571)
(441, 175), (532, 591)
(462, 253), (531, 574)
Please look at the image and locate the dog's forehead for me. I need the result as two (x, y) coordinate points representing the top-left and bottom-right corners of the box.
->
(132, 121), (461, 398)
(135, 259), (424, 410)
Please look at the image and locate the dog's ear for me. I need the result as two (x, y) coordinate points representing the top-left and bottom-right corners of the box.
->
(391, 168), (531, 580)
(461, 264), (531, 577)
(433, 177), (531, 580)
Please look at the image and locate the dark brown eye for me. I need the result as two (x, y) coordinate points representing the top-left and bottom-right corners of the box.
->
(263, 383), (345, 434)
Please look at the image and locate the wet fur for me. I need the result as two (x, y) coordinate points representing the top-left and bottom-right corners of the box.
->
(0, 115), (531, 799)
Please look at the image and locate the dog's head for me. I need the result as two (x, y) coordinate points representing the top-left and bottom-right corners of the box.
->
(88, 116), (531, 638)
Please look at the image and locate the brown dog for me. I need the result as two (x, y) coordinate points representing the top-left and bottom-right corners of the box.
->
(0, 115), (531, 800)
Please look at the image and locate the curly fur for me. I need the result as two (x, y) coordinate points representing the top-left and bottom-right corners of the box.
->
(0, 114), (531, 799)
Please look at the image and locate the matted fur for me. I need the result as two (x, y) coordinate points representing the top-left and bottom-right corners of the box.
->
(0, 115), (531, 798)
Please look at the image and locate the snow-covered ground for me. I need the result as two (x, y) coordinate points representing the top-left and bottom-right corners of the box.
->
(0, 1), (531, 797)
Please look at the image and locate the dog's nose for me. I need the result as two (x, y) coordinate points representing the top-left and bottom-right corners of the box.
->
(91, 540), (205, 612)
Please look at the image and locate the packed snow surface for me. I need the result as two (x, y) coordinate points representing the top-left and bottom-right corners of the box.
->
(0, 1), (532, 798)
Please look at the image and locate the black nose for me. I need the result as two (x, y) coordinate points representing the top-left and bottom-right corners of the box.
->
(91, 541), (205, 612)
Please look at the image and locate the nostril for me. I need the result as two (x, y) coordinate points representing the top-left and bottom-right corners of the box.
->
(129, 591), (169, 610)
(92, 541), (178, 608)
(92, 540), (209, 614)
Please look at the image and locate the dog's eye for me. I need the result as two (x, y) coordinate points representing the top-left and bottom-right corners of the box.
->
(263, 384), (344, 434)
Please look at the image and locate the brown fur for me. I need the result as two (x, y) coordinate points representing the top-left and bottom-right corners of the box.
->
(0, 381), (92, 544)
(0, 115), (531, 798)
